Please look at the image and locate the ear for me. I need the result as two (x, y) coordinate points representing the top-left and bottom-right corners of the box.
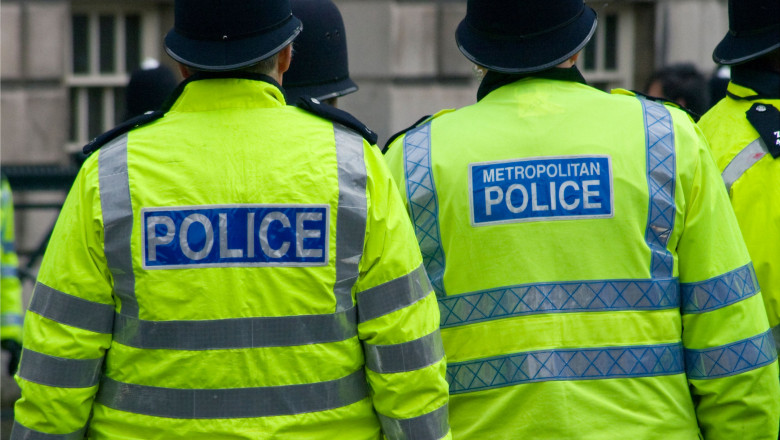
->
(570, 52), (581, 64)
(178, 63), (192, 79)
(278, 45), (293, 76)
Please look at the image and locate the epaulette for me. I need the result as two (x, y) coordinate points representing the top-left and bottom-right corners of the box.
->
(382, 109), (456, 154)
(383, 114), (432, 154)
(82, 110), (165, 156)
(612, 89), (700, 121)
(295, 96), (378, 145)
(746, 103), (780, 158)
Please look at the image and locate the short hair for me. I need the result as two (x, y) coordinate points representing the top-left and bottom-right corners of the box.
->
(645, 63), (709, 116)
(240, 52), (281, 76)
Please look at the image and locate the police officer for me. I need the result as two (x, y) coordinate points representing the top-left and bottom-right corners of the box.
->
(384, 0), (780, 438)
(284, 0), (358, 106)
(11, 1), (450, 439)
(698, 0), (780, 351)
(1, 174), (23, 376)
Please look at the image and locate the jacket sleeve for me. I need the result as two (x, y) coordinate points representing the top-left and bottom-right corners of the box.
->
(675, 118), (780, 439)
(1, 177), (24, 343)
(354, 142), (451, 440)
(12, 158), (115, 438)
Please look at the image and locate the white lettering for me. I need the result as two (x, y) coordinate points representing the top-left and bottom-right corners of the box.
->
(219, 213), (243, 258)
(505, 184), (528, 213)
(559, 181), (580, 210)
(259, 211), (291, 258)
(531, 183), (549, 211)
(495, 168), (505, 182)
(590, 162), (600, 176)
(582, 180), (602, 208)
(483, 169), (496, 183)
(296, 212), (323, 258)
(525, 165), (536, 179)
(547, 164), (558, 178)
(580, 163), (590, 176)
(537, 164), (546, 178)
(549, 182), (557, 211)
(146, 216), (175, 261)
(485, 186), (503, 216)
(180, 214), (214, 260)
(247, 212), (255, 258)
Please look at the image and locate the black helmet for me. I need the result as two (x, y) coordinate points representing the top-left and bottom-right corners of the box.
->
(713, 0), (780, 65)
(284, 0), (357, 102)
(165, 0), (302, 72)
(456, 0), (597, 73)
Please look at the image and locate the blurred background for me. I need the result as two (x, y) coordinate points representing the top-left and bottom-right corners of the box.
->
(0, 0), (729, 436)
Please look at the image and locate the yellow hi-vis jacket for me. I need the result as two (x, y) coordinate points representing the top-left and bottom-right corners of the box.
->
(385, 71), (780, 440)
(1, 175), (23, 343)
(698, 77), (780, 347)
(12, 75), (451, 440)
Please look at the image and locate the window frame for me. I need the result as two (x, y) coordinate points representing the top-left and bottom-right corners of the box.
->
(66, 1), (163, 152)
(579, 5), (636, 91)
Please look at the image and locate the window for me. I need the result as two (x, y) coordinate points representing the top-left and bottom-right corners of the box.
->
(67, 4), (162, 151)
(579, 6), (636, 92)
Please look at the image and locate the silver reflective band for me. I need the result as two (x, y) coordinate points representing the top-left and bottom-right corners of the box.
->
(2, 239), (14, 253)
(378, 403), (449, 440)
(333, 124), (368, 313)
(95, 368), (369, 419)
(722, 138), (768, 192)
(113, 307), (357, 350)
(99, 134), (138, 317)
(28, 282), (115, 334)
(639, 98), (676, 279)
(681, 263), (759, 314)
(439, 277), (679, 328)
(10, 422), (86, 440)
(448, 342), (683, 394)
(364, 329), (445, 374)
(685, 330), (777, 379)
(1, 312), (23, 327)
(404, 122), (446, 297)
(357, 264), (432, 323)
(18, 349), (102, 388)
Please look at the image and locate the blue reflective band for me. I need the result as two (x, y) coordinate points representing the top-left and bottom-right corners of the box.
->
(447, 342), (683, 394)
(143, 205), (330, 269)
(470, 155), (614, 226)
(685, 330), (777, 379)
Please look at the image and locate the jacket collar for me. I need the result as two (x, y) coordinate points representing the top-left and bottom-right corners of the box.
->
(477, 66), (588, 101)
(729, 66), (780, 100)
(164, 72), (288, 112)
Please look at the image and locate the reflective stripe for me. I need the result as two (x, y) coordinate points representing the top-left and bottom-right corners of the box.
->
(10, 422), (86, 440)
(28, 282), (114, 334)
(439, 277), (679, 328)
(447, 342), (683, 394)
(721, 138), (768, 192)
(685, 330), (777, 379)
(95, 368), (369, 419)
(2, 239), (14, 253)
(18, 349), (102, 388)
(99, 134), (138, 316)
(378, 403), (449, 440)
(357, 264), (432, 323)
(113, 307), (357, 349)
(681, 263), (760, 314)
(639, 98), (676, 278)
(1, 265), (18, 278)
(333, 124), (367, 312)
(364, 329), (445, 374)
(0, 312), (23, 327)
(404, 122), (446, 296)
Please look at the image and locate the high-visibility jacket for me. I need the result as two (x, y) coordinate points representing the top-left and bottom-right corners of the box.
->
(698, 78), (780, 347)
(384, 72), (780, 440)
(13, 75), (450, 440)
(1, 175), (23, 343)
